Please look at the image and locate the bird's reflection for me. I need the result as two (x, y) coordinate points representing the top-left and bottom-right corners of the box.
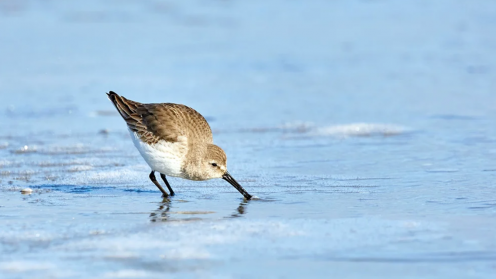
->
(149, 197), (250, 222)
(149, 197), (171, 222)
(228, 200), (248, 218)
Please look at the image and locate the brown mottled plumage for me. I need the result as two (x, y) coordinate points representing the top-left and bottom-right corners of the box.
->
(106, 91), (252, 200)
(107, 93), (212, 145)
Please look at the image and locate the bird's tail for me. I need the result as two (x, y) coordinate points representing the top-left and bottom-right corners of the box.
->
(106, 91), (140, 121)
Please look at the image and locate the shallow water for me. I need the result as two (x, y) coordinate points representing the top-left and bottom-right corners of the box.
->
(1, 0), (496, 278)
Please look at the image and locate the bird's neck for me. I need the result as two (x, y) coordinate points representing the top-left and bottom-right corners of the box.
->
(180, 144), (208, 181)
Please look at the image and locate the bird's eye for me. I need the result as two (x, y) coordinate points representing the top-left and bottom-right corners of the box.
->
(211, 163), (218, 167)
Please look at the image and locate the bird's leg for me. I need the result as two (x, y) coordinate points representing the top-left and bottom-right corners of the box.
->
(149, 171), (168, 197)
(160, 173), (175, 196)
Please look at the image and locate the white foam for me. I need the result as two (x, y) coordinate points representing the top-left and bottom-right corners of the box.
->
(0, 261), (54, 272)
(67, 165), (93, 172)
(12, 145), (37, 154)
(103, 269), (152, 278)
(68, 167), (147, 186)
(160, 247), (210, 260)
(279, 122), (315, 133)
(313, 123), (407, 137)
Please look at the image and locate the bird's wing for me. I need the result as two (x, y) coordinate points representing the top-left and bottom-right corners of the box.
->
(107, 91), (213, 145)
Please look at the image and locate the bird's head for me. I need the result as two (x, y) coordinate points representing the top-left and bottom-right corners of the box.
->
(204, 144), (228, 179)
(204, 144), (252, 200)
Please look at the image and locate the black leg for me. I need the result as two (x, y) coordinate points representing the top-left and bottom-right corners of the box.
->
(149, 171), (168, 197)
(160, 173), (175, 196)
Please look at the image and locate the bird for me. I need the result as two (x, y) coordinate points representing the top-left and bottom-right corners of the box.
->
(106, 91), (252, 200)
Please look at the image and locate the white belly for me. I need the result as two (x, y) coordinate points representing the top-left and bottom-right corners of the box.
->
(129, 130), (187, 177)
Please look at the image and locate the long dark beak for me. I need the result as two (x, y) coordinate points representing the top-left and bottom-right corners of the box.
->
(222, 171), (252, 200)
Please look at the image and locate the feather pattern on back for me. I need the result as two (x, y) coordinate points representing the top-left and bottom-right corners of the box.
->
(107, 91), (213, 145)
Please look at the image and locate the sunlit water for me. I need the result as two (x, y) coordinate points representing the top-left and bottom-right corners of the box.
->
(1, 0), (496, 278)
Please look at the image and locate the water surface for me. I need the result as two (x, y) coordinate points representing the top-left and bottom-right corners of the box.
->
(1, 0), (496, 278)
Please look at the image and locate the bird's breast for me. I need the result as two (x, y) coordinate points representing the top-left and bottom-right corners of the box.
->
(129, 130), (188, 177)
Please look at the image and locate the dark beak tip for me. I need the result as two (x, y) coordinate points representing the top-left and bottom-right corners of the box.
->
(222, 172), (252, 200)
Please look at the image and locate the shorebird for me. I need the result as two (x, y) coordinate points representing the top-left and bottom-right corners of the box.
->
(107, 91), (252, 200)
